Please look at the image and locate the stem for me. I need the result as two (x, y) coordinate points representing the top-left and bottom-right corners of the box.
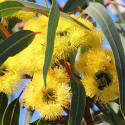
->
(67, 9), (84, 15)
(0, 23), (11, 37)
(58, 60), (74, 76)
(44, 0), (48, 7)
(22, 7), (48, 17)
(2, 17), (6, 26)
(108, 1), (125, 8)
(84, 101), (94, 125)
(56, 114), (69, 125)
(64, 61), (74, 76)
(85, 15), (90, 20)
(104, 0), (113, 7)
(17, 88), (25, 99)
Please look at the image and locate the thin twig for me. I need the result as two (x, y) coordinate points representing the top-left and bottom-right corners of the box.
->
(56, 114), (69, 125)
(107, 1), (125, 8)
(22, 7), (49, 17)
(44, 0), (48, 7)
(0, 23), (11, 37)
(104, 0), (113, 7)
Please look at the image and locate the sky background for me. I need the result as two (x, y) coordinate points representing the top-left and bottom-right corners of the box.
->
(11, 0), (125, 124)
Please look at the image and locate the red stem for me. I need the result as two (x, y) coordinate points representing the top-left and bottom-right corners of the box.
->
(56, 114), (69, 125)
(67, 9), (84, 15)
(64, 61), (74, 76)
(107, 1), (125, 8)
(85, 15), (90, 20)
(0, 23), (11, 37)
(104, 0), (113, 7)
(22, 7), (49, 17)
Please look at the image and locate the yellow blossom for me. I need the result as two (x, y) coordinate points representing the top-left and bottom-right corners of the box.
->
(75, 48), (119, 102)
(7, 11), (34, 21)
(22, 68), (71, 120)
(0, 64), (22, 94)
(75, 48), (115, 75)
(24, 15), (104, 64)
(4, 41), (45, 76)
(82, 71), (119, 102)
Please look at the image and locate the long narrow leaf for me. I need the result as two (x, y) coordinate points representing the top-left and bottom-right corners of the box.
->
(2, 99), (20, 125)
(43, 0), (59, 87)
(84, 3), (125, 115)
(0, 1), (24, 17)
(0, 93), (8, 124)
(69, 74), (86, 125)
(0, 30), (36, 66)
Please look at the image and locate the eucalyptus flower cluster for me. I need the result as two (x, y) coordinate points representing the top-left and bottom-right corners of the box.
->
(0, 10), (119, 121)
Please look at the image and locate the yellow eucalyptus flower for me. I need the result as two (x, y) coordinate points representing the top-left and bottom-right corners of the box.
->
(82, 70), (119, 102)
(7, 11), (34, 21)
(75, 48), (115, 75)
(4, 41), (45, 76)
(22, 68), (71, 120)
(75, 48), (119, 102)
(0, 64), (22, 94)
(24, 15), (104, 64)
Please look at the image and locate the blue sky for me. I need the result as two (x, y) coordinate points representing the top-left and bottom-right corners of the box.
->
(12, 0), (124, 124)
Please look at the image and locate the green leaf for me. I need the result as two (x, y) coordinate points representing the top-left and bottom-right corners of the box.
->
(96, 103), (117, 125)
(2, 98), (20, 125)
(27, 0), (36, 3)
(107, 104), (125, 125)
(71, 51), (78, 75)
(23, 109), (34, 125)
(94, 114), (109, 124)
(96, 103), (125, 125)
(43, 0), (60, 88)
(84, 3), (125, 115)
(93, 0), (104, 5)
(115, 24), (125, 49)
(15, 0), (91, 30)
(69, 74), (86, 125)
(0, 93), (8, 124)
(0, 1), (24, 17)
(0, 30), (36, 66)
(62, 0), (87, 12)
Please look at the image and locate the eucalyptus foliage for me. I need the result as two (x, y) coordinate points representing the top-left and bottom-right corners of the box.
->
(0, 0), (125, 125)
